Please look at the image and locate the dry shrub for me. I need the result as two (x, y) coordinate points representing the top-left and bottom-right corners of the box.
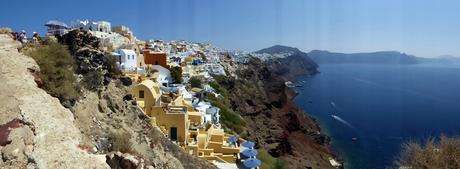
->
(82, 71), (104, 91)
(396, 135), (460, 169)
(109, 131), (133, 153)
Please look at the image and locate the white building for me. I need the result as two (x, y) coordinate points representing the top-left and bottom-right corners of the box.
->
(44, 20), (71, 36)
(71, 19), (111, 33)
(178, 85), (193, 101)
(116, 49), (137, 71)
(204, 63), (226, 76)
(194, 101), (221, 127)
(71, 19), (128, 49)
(151, 65), (171, 87)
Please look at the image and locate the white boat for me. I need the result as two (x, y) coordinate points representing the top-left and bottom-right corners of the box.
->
(285, 81), (294, 87)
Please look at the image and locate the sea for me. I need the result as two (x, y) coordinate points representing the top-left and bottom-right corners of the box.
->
(294, 63), (460, 169)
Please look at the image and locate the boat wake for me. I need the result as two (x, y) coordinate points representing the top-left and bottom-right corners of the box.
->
(331, 115), (355, 129)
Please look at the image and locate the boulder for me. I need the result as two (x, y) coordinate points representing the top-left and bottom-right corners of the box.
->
(105, 152), (142, 169)
(123, 94), (133, 101)
(119, 76), (132, 86)
(104, 75), (112, 85)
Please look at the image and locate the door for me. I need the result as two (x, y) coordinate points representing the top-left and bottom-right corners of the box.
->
(170, 127), (177, 141)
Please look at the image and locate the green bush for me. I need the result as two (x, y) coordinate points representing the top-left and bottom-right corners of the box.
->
(209, 81), (222, 93)
(205, 75), (247, 134)
(396, 135), (460, 169)
(206, 94), (245, 134)
(170, 66), (183, 84)
(25, 42), (78, 103)
(189, 77), (202, 88)
(258, 149), (285, 169)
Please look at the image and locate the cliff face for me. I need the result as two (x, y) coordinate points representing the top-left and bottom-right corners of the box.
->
(0, 33), (109, 168)
(218, 54), (334, 168)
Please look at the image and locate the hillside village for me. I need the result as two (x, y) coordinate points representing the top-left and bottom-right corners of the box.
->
(45, 19), (265, 169)
(1, 19), (341, 169)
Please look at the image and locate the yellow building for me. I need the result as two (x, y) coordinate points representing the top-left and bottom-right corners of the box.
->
(187, 125), (240, 163)
(132, 80), (200, 144)
(132, 80), (240, 163)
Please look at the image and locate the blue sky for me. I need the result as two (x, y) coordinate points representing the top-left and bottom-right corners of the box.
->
(1, 0), (459, 57)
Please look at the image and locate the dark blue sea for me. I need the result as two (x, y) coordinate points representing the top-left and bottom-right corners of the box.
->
(294, 64), (460, 169)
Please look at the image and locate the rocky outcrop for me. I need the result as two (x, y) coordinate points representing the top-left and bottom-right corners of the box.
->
(106, 152), (150, 169)
(0, 34), (109, 168)
(119, 76), (133, 86)
(0, 32), (20, 51)
(60, 30), (119, 90)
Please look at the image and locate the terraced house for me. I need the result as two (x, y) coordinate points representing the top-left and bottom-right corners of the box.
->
(132, 80), (241, 164)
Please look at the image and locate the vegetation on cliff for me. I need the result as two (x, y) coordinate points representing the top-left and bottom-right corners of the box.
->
(205, 76), (246, 134)
(25, 41), (79, 103)
(396, 136), (460, 168)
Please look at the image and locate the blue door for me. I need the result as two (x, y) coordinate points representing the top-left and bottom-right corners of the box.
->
(170, 127), (177, 141)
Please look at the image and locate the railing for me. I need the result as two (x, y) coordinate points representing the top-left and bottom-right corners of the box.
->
(213, 156), (230, 163)
(166, 106), (187, 114)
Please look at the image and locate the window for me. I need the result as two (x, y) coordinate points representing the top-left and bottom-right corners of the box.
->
(139, 90), (144, 98)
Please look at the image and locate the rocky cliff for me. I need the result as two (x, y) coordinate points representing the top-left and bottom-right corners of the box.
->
(217, 51), (335, 168)
(0, 33), (109, 168)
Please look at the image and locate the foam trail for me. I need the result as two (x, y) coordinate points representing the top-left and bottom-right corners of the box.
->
(331, 115), (355, 129)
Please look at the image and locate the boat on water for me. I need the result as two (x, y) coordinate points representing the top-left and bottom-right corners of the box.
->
(285, 81), (295, 87)
(330, 101), (337, 108)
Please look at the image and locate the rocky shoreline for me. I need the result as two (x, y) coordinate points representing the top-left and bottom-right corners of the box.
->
(216, 52), (338, 168)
